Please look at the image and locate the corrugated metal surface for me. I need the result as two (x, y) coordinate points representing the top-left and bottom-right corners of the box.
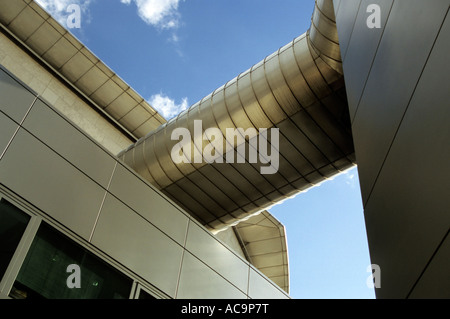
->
(119, 0), (355, 231)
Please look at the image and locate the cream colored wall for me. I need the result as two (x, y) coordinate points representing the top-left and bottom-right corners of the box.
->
(214, 227), (246, 260)
(0, 32), (132, 155)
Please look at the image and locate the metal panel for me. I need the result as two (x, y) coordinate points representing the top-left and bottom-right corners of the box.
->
(42, 36), (78, 70)
(176, 251), (247, 299)
(334, 0), (362, 61)
(0, 111), (18, 158)
(351, 0), (450, 205)
(24, 19), (61, 56)
(60, 52), (95, 83)
(108, 163), (189, 246)
(248, 267), (289, 299)
(0, 0), (27, 25)
(91, 194), (184, 298)
(0, 129), (106, 240)
(363, 12), (450, 298)
(340, 0), (394, 121)
(235, 211), (289, 293)
(74, 65), (109, 96)
(408, 234), (450, 299)
(6, 4), (44, 41)
(22, 98), (117, 188)
(185, 221), (249, 293)
(0, 68), (36, 123)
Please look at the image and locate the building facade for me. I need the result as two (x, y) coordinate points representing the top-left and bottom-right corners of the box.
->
(0, 0), (449, 299)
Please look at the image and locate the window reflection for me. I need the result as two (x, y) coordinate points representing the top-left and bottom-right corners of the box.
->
(0, 199), (30, 281)
(10, 222), (132, 299)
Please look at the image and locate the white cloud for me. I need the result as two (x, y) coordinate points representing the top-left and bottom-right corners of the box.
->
(149, 93), (189, 119)
(344, 171), (357, 188)
(120, 0), (184, 29)
(35, 0), (91, 27)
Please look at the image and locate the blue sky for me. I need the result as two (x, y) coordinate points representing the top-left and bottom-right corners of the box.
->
(36, 0), (375, 299)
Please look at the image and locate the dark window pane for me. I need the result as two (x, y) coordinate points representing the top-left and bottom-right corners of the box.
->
(0, 199), (30, 281)
(10, 223), (132, 299)
(138, 289), (156, 299)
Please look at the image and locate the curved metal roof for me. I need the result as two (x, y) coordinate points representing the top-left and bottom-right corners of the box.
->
(118, 0), (355, 232)
(233, 210), (290, 294)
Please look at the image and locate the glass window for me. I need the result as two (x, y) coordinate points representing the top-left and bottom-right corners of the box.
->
(138, 288), (156, 300)
(0, 199), (30, 281)
(9, 222), (132, 299)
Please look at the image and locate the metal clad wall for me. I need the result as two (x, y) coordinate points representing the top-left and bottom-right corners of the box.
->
(0, 66), (289, 299)
(336, 0), (450, 298)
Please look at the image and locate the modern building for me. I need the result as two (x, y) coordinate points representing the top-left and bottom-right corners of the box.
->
(0, 0), (448, 299)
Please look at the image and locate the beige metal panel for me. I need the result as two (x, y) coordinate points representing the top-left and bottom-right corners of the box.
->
(131, 115), (165, 137)
(119, 105), (154, 130)
(0, 0), (27, 25)
(0, 67), (36, 123)
(89, 78), (124, 107)
(22, 98), (117, 188)
(185, 220), (249, 293)
(176, 251), (248, 299)
(0, 111), (18, 157)
(42, 36), (78, 70)
(91, 194), (184, 298)
(108, 163), (189, 246)
(248, 267), (289, 299)
(6, 4), (44, 42)
(214, 227), (246, 259)
(24, 19), (61, 56)
(0, 129), (106, 241)
(234, 211), (289, 293)
(104, 91), (137, 119)
(74, 64), (109, 96)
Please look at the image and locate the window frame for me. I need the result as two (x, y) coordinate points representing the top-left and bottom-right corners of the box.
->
(0, 195), (41, 298)
(131, 283), (159, 299)
(0, 189), (168, 299)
